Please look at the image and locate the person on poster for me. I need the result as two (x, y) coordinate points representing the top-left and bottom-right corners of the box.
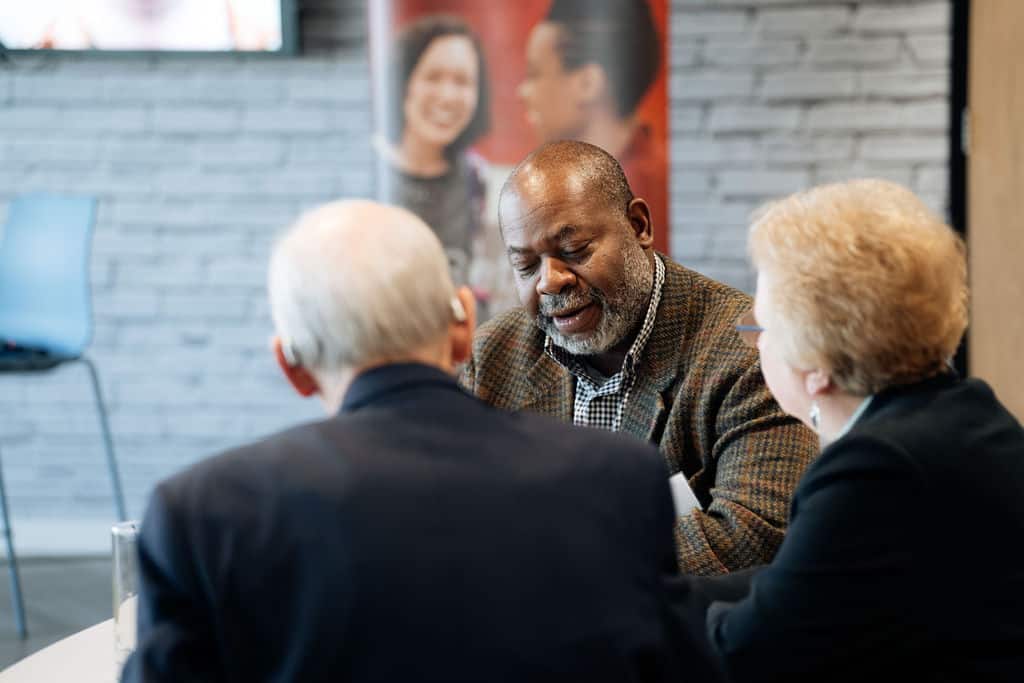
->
(377, 14), (494, 312)
(518, 0), (668, 236)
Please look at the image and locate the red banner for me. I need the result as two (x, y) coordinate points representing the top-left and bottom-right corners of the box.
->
(370, 0), (669, 317)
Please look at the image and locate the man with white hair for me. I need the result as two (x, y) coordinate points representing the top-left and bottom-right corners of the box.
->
(121, 200), (702, 682)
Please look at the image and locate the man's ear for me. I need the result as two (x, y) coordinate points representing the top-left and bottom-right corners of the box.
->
(271, 336), (320, 398)
(626, 198), (655, 249)
(449, 286), (477, 366)
(804, 368), (833, 398)
(569, 62), (609, 106)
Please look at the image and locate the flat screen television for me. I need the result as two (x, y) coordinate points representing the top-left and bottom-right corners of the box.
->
(0, 0), (298, 54)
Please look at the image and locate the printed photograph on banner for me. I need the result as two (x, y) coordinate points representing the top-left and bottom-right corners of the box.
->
(369, 0), (669, 321)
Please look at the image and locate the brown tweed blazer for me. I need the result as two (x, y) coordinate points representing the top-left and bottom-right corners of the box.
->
(461, 255), (819, 575)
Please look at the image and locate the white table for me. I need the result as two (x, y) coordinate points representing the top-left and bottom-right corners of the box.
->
(0, 619), (118, 683)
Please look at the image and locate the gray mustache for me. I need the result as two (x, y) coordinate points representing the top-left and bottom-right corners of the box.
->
(538, 287), (605, 317)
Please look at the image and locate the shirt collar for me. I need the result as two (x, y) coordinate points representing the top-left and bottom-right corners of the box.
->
(544, 253), (666, 383)
(834, 395), (874, 440)
(340, 362), (461, 413)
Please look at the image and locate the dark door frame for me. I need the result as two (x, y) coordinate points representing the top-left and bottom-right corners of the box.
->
(951, 0), (969, 376)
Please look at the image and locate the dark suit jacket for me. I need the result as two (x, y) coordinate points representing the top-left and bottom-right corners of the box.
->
(674, 374), (1024, 683)
(462, 255), (819, 574)
(122, 363), (690, 683)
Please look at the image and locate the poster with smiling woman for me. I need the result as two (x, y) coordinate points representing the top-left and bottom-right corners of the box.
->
(369, 0), (669, 320)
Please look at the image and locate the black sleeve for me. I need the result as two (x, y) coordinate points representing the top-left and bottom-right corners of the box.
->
(120, 484), (221, 683)
(706, 435), (925, 682)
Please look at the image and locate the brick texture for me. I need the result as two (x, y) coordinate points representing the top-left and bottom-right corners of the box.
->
(670, 0), (950, 291)
(0, 0), (951, 553)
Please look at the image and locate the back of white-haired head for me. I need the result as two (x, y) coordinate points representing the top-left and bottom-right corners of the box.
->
(268, 199), (457, 371)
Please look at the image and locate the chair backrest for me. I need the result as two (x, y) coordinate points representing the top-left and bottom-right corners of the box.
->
(0, 193), (98, 358)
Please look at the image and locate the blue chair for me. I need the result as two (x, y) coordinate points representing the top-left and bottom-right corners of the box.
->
(0, 194), (127, 639)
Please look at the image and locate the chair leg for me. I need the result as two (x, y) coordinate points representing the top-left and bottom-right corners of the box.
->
(0, 445), (28, 639)
(78, 357), (128, 522)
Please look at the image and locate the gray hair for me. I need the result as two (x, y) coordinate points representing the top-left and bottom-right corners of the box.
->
(268, 199), (457, 371)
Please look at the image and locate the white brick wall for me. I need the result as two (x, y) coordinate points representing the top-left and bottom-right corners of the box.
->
(0, 0), (950, 554)
(670, 0), (950, 290)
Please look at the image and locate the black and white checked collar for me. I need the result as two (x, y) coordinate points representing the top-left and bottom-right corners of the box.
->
(543, 253), (666, 428)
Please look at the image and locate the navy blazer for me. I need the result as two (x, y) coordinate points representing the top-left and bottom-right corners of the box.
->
(122, 363), (689, 682)
(674, 374), (1024, 683)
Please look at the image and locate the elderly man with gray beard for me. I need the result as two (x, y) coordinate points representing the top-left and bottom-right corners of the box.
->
(461, 141), (819, 576)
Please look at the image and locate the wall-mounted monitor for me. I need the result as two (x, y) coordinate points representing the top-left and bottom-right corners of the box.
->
(0, 0), (298, 54)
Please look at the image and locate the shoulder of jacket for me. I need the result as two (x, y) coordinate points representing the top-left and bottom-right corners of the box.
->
(473, 307), (541, 353)
(658, 256), (755, 347)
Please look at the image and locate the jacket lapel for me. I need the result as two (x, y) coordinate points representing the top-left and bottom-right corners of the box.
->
(619, 259), (691, 442)
(519, 351), (574, 423)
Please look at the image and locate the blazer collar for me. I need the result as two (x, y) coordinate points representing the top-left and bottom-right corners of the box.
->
(341, 362), (462, 414)
(618, 259), (691, 440)
(632, 257), (690, 391)
(857, 370), (960, 423)
(519, 350), (574, 422)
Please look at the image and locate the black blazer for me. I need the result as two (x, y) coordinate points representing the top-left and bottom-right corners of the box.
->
(674, 374), (1024, 683)
(122, 363), (688, 683)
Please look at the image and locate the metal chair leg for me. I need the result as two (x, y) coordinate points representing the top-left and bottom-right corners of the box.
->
(78, 357), (127, 521)
(0, 445), (28, 639)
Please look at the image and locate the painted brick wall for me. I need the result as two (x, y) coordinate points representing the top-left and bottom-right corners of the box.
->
(671, 0), (950, 290)
(0, 0), (949, 553)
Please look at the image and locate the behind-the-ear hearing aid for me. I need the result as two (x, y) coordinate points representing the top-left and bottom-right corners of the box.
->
(281, 339), (301, 367)
(451, 297), (467, 323)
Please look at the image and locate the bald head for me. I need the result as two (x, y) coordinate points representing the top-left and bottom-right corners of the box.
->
(268, 199), (458, 372)
(499, 140), (634, 231)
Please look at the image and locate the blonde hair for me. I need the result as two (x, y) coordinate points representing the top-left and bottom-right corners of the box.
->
(268, 199), (456, 372)
(748, 179), (967, 395)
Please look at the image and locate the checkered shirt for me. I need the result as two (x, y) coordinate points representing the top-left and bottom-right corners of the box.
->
(544, 254), (666, 432)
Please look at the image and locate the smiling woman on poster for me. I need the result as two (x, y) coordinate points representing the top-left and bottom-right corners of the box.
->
(376, 14), (492, 302)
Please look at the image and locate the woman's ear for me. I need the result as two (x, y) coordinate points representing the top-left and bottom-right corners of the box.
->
(804, 368), (833, 398)
(449, 286), (477, 366)
(271, 336), (320, 398)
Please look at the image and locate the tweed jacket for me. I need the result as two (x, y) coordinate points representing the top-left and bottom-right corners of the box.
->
(462, 255), (819, 575)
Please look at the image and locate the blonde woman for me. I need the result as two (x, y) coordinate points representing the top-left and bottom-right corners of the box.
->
(674, 180), (1024, 682)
